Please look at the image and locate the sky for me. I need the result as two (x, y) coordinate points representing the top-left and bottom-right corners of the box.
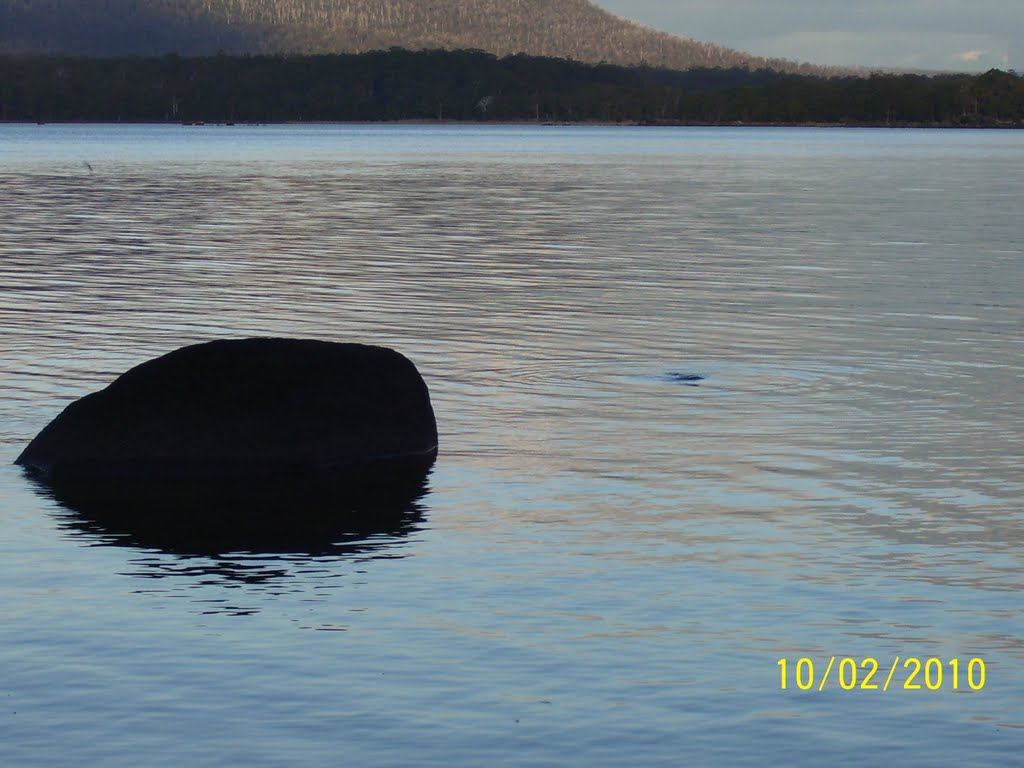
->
(593, 0), (1020, 72)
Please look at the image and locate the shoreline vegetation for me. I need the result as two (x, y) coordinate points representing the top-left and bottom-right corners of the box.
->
(2, 49), (1021, 127)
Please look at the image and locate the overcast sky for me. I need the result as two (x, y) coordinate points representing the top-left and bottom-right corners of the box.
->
(593, 1), (1020, 72)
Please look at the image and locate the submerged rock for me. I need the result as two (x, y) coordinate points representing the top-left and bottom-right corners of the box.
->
(15, 338), (437, 550)
(664, 372), (705, 386)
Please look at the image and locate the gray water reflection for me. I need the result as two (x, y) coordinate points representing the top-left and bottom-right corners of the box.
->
(2, 126), (1023, 765)
(3, 126), (1022, 597)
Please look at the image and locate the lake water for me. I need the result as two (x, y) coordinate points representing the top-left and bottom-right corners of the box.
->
(1, 124), (1022, 766)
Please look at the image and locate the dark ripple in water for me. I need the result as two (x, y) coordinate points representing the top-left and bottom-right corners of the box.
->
(663, 372), (705, 385)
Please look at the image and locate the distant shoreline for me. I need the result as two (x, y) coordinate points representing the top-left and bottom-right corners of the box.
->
(2, 51), (1021, 128)
(7, 119), (1019, 130)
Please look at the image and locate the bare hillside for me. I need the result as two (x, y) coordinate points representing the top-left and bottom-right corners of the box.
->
(0, 0), (834, 74)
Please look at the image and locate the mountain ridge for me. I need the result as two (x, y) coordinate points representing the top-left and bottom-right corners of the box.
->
(0, 0), (843, 75)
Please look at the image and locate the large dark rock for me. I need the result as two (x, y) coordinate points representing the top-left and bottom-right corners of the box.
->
(17, 337), (438, 479)
(15, 338), (438, 552)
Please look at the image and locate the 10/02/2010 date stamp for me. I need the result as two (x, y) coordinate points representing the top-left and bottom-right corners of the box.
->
(778, 657), (987, 691)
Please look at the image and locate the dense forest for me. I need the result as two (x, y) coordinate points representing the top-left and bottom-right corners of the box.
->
(0, 0), (841, 75)
(1, 50), (1021, 126)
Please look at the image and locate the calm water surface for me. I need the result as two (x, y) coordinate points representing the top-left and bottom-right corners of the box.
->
(1, 124), (1022, 765)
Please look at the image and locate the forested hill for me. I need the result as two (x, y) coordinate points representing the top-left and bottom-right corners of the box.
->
(0, 0), (836, 75)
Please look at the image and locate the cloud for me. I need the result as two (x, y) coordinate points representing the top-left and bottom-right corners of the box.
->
(592, 1), (1021, 71)
(953, 50), (987, 62)
(743, 27), (1007, 71)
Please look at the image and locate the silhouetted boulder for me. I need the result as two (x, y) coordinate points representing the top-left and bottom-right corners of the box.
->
(17, 337), (437, 478)
(15, 338), (438, 548)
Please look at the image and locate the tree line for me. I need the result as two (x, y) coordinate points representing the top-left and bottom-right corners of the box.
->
(1, 49), (1021, 126)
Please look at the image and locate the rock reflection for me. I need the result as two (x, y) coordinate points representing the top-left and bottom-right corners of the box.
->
(27, 461), (432, 557)
(117, 542), (415, 618)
